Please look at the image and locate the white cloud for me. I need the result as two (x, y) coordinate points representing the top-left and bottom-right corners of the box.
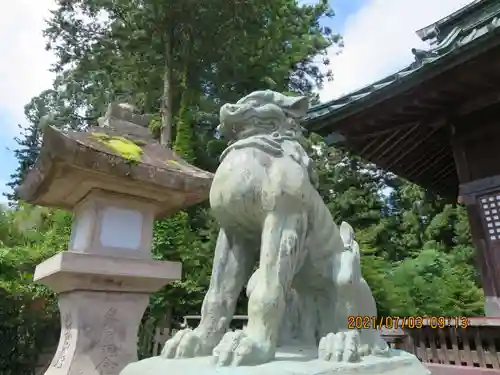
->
(320, 0), (476, 101)
(0, 0), (56, 132)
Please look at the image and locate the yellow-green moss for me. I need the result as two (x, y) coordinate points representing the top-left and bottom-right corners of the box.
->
(91, 132), (143, 162)
(166, 159), (181, 167)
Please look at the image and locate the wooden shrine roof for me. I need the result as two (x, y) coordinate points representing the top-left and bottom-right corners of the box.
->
(305, 0), (500, 197)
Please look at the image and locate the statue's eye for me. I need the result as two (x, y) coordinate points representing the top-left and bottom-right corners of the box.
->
(245, 100), (258, 107)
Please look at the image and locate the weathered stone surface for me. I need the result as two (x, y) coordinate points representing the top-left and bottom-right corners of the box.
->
(34, 251), (181, 293)
(122, 349), (430, 375)
(98, 102), (151, 132)
(46, 291), (149, 375)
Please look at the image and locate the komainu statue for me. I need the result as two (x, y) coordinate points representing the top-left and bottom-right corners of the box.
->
(162, 90), (387, 364)
(121, 90), (430, 375)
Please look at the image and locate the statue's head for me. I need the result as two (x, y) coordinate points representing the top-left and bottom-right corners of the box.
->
(218, 90), (309, 141)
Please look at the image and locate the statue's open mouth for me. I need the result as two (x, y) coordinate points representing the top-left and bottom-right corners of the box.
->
(218, 102), (257, 139)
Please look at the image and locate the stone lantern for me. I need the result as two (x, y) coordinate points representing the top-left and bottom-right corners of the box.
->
(17, 103), (213, 375)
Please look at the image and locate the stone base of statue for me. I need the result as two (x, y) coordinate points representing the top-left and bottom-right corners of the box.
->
(120, 348), (430, 375)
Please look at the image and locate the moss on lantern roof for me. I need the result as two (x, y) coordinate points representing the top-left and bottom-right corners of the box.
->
(17, 126), (213, 217)
(91, 132), (144, 162)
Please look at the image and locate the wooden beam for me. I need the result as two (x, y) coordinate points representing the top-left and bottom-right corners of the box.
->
(453, 117), (500, 146)
(456, 89), (500, 117)
(318, 78), (500, 141)
(450, 124), (472, 183)
(352, 86), (500, 140)
(351, 123), (415, 141)
(411, 98), (448, 110)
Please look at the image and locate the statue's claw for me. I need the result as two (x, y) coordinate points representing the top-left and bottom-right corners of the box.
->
(161, 329), (209, 359)
(212, 330), (272, 366)
(318, 330), (361, 363)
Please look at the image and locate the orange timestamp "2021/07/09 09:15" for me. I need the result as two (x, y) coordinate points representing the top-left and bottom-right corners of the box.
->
(347, 316), (471, 330)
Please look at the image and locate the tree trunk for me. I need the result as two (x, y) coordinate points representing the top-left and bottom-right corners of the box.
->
(160, 39), (174, 148)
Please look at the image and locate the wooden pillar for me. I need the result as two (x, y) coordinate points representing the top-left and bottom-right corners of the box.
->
(451, 122), (500, 316)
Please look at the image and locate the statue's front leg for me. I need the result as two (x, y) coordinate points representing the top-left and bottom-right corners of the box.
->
(213, 212), (306, 366)
(162, 229), (255, 359)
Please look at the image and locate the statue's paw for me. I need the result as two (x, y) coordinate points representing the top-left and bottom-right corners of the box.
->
(161, 328), (208, 359)
(212, 330), (273, 366)
(371, 335), (391, 357)
(318, 330), (361, 363)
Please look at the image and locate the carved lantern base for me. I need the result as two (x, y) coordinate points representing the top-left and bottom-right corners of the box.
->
(35, 251), (181, 375)
(48, 291), (149, 375)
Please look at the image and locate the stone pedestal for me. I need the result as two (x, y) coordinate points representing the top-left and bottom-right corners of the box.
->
(49, 292), (149, 375)
(120, 348), (430, 375)
(35, 251), (181, 375)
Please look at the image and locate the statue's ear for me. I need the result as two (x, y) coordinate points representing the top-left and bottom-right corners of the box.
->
(340, 221), (354, 247)
(284, 96), (309, 119)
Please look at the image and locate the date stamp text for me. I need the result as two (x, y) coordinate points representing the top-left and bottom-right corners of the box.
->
(347, 316), (470, 329)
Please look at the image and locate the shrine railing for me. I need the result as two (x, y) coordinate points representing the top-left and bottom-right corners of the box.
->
(382, 318), (500, 374)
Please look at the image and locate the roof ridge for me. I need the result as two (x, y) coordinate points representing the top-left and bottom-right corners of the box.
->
(307, 5), (500, 121)
(416, 0), (489, 41)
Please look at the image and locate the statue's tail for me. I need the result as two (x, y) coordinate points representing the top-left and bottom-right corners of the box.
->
(335, 221), (362, 285)
(339, 221), (354, 250)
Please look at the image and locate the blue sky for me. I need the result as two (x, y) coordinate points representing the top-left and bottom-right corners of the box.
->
(0, 0), (475, 202)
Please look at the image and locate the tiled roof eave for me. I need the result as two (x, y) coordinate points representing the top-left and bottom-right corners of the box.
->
(306, 18), (500, 131)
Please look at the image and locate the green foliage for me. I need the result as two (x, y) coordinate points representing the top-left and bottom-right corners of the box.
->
(0, 204), (71, 374)
(148, 209), (217, 324)
(387, 248), (483, 316)
(173, 90), (197, 163)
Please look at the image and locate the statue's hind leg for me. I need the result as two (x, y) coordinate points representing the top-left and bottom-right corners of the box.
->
(317, 242), (389, 362)
(213, 211), (307, 366)
(162, 229), (256, 359)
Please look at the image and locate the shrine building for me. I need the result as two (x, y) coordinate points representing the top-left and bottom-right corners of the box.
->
(305, 0), (500, 316)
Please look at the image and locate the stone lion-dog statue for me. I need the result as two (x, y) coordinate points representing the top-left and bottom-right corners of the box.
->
(162, 90), (389, 366)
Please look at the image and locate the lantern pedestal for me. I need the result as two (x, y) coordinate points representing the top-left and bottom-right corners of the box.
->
(47, 291), (149, 375)
(34, 249), (181, 375)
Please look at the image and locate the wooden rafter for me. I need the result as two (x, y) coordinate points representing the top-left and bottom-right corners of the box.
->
(411, 151), (451, 180)
(432, 163), (457, 185)
(384, 125), (442, 170)
(360, 127), (406, 157)
(376, 123), (421, 161)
